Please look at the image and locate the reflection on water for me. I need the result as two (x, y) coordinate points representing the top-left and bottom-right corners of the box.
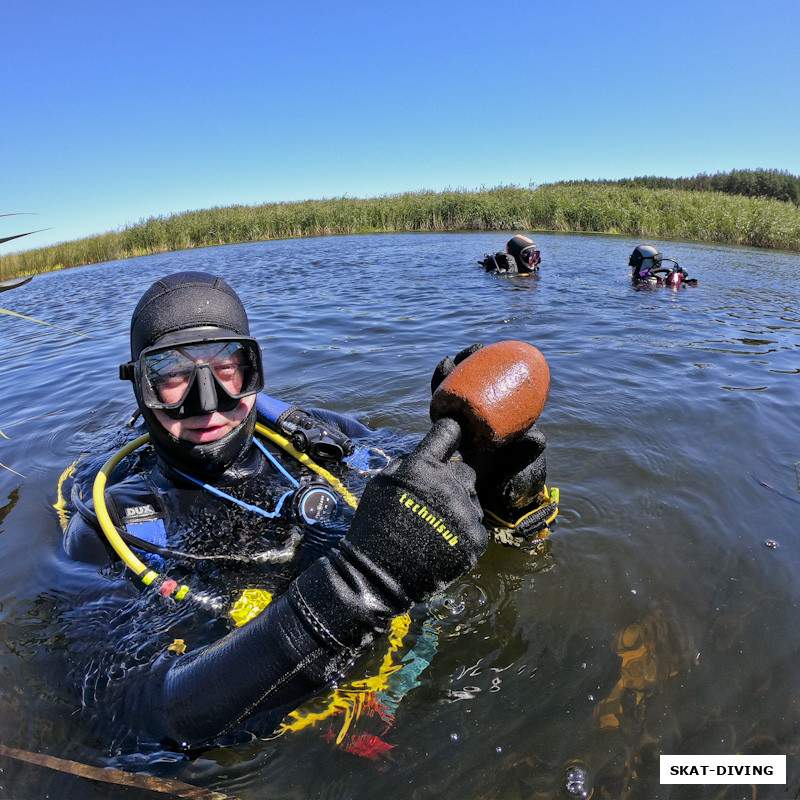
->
(1, 232), (800, 798)
(0, 487), (20, 525)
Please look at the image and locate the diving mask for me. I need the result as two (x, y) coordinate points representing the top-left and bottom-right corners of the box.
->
(122, 336), (264, 419)
(521, 246), (541, 267)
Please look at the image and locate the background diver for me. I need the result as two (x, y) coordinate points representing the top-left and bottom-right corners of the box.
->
(61, 270), (553, 751)
(480, 234), (542, 274)
(629, 243), (697, 286)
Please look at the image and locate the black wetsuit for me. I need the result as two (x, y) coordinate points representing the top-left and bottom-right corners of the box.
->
(65, 271), (488, 753)
(62, 409), (409, 750)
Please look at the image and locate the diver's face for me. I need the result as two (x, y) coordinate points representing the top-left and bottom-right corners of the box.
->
(152, 394), (256, 443)
(144, 339), (260, 442)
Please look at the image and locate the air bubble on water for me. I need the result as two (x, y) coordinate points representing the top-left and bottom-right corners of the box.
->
(428, 583), (488, 619)
(444, 597), (466, 614)
(564, 764), (591, 798)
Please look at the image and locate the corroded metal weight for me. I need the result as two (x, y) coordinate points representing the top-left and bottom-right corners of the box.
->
(429, 340), (550, 451)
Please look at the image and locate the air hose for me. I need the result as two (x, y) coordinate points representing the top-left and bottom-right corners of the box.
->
(91, 433), (175, 594)
(91, 423), (360, 602)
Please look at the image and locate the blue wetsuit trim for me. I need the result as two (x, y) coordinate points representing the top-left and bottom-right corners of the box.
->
(253, 438), (300, 488)
(173, 439), (298, 519)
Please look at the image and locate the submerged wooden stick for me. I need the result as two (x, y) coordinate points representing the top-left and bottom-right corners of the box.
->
(0, 743), (240, 800)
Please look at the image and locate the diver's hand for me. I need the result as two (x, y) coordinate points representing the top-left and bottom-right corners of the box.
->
(466, 425), (547, 519)
(430, 342), (484, 394)
(430, 344), (548, 519)
(341, 417), (486, 603)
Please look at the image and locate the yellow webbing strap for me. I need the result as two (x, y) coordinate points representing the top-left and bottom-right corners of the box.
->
(273, 613), (411, 742)
(54, 460), (78, 533)
(484, 485), (560, 533)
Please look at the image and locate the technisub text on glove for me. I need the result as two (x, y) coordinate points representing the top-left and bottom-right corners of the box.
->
(398, 491), (458, 546)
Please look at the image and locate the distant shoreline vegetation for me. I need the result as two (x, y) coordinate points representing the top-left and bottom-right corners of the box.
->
(2, 170), (800, 280)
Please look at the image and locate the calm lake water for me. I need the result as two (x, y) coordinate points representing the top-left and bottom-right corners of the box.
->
(1, 232), (799, 799)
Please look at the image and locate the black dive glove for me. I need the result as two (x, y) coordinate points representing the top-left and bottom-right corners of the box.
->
(462, 426), (547, 519)
(343, 416), (487, 603)
(431, 344), (548, 521)
(290, 416), (487, 652)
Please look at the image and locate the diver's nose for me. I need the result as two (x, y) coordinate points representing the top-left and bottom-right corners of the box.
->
(194, 365), (219, 414)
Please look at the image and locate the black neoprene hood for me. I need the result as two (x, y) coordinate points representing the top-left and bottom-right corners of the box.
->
(127, 271), (259, 481)
(130, 271), (251, 360)
(506, 235), (537, 260)
(629, 244), (662, 268)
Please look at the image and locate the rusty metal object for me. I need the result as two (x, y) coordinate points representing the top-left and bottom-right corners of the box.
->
(429, 340), (550, 451)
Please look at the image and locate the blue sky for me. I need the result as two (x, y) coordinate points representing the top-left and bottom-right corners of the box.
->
(4, 0), (799, 251)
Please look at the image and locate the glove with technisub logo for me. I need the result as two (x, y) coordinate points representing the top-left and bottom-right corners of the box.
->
(289, 417), (487, 650)
(342, 416), (487, 602)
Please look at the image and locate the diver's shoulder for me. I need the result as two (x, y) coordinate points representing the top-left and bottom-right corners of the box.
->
(305, 407), (373, 438)
(63, 508), (113, 565)
(63, 470), (162, 565)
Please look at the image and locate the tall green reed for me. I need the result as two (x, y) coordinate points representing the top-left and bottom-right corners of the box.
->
(2, 185), (799, 281)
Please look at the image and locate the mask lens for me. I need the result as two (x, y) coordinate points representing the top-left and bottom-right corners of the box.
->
(146, 349), (197, 404)
(140, 338), (263, 410)
(522, 247), (540, 265)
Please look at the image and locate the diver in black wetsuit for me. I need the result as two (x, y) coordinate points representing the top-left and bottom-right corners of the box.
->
(62, 271), (518, 750)
(481, 235), (542, 275)
(629, 244), (697, 286)
(63, 272), (554, 751)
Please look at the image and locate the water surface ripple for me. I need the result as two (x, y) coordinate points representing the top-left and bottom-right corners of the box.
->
(1, 232), (799, 799)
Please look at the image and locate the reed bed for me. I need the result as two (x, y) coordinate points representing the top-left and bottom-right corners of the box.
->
(3, 185), (800, 280)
